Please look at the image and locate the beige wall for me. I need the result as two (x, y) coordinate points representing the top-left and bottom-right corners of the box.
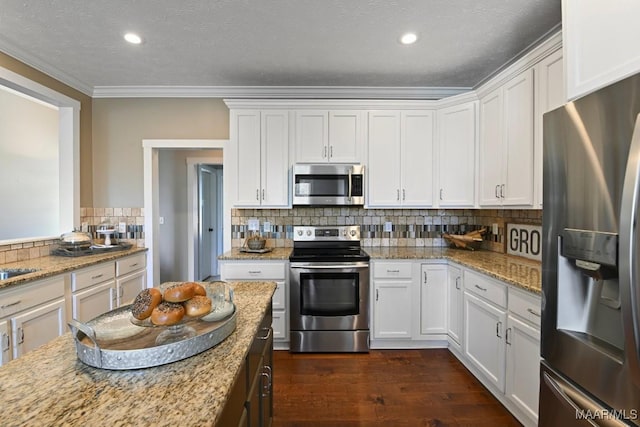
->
(0, 52), (93, 206)
(91, 98), (229, 207)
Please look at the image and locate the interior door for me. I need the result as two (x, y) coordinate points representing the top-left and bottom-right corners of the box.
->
(199, 166), (218, 280)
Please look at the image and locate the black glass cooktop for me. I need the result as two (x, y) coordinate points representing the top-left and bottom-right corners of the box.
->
(289, 247), (370, 263)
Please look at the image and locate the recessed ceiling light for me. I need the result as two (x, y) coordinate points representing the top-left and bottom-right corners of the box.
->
(124, 32), (142, 44)
(400, 33), (418, 45)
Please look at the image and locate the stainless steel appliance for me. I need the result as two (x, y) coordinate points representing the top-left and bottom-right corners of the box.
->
(289, 225), (370, 352)
(541, 73), (640, 426)
(292, 164), (364, 206)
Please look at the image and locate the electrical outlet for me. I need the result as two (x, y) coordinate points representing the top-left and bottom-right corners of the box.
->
(247, 219), (260, 231)
(118, 222), (126, 234)
(81, 222), (88, 232)
(492, 223), (499, 235)
(263, 221), (271, 233)
(159, 217), (165, 225)
(384, 221), (393, 232)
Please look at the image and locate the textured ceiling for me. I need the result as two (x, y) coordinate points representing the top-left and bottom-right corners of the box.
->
(0, 0), (561, 94)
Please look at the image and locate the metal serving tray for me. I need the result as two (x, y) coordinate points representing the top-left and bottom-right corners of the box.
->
(68, 303), (237, 370)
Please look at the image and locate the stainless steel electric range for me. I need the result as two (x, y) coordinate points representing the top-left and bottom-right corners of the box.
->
(289, 225), (370, 353)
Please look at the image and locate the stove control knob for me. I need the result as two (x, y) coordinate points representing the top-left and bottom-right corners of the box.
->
(343, 230), (347, 236)
(297, 230), (303, 236)
(306, 230), (312, 236)
(350, 230), (357, 237)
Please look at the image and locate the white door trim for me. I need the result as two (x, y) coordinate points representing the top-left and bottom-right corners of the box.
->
(142, 139), (229, 286)
(186, 157), (223, 281)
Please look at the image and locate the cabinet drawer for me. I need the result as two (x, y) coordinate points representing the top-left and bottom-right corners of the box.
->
(464, 269), (507, 308)
(373, 262), (412, 279)
(72, 263), (115, 292)
(0, 275), (66, 318)
(509, 288), (541, 327)
(272, 310), (286, 340)
(116, 253), (146, 277)
(222, 262), (286, 280)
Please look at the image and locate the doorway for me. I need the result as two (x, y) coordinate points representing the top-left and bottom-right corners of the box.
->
(197, 164), (223, 280)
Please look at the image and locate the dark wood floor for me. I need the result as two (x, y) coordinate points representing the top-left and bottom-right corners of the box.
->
(272, 349), (521, 427)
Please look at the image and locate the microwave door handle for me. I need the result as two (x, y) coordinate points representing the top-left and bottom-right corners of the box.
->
(619, 113), (640, 387)
(348, 168), (352, 201)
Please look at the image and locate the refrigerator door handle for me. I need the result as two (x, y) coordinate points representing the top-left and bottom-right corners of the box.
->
(619, 113), (640, 387)
(542, 372), (624, 427)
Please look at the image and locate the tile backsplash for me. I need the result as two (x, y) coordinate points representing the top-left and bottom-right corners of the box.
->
(0, 207), (146, 264)
(232, 207), (542, 253)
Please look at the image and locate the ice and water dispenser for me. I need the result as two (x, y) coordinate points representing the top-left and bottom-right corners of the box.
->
(557, 228), (624, 352)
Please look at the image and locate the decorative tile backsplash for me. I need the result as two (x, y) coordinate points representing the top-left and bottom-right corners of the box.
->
(232, 207), (542, 253)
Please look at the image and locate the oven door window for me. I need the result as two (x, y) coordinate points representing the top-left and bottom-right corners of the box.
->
(299, 272), (359, 316)
(295, 175), (348, 197)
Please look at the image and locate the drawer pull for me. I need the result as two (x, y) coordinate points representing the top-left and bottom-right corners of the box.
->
(2, 333), (9, 351)
(129, 263), (138, 268)
(506, 327), (512, 345)
(261, 365), (273, 397)
(91, 274), (104, 280)
(258, 327), (272, 340)
(527, 308), (541, 317)
(248, 270), (262, 274)
(474, 284), (487, 292)
(455, 276), (461, 290)
(17, 327), (24, 345)
(496, 321), (502, 338)
(423, 271), (428, 284)
(387, 269), (400, 273)
(1, 300), (22, 309)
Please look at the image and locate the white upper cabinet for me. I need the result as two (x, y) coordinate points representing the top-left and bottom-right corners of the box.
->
(368, 110), (434, 207)
(479, 69), (534, 207)
(294, 110), (363, 163)
(563, 0), (640, 100)
(437, 101), (477, 207)
(230, 109), (289, 207)
(534, 48), (565, 208)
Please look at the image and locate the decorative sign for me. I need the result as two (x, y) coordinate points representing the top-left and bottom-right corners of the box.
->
(507, 223), (542, 261)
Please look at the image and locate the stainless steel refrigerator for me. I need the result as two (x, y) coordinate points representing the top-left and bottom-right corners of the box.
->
(541, 73), (640, 426)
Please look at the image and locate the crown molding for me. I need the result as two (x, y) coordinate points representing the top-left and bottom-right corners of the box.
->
(0, 36), (93, 96)
(92, 85), (471, 99)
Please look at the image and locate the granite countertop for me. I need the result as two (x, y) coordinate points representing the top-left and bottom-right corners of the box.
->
(0, 280), (276, 427)
(218, 247), (292, 260)
(365, 247), (541, 294)
(0, 247), (148, 291)
(218, 246), (541, 295)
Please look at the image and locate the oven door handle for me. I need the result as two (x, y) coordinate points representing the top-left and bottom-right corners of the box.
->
(290, 263), (369, 270)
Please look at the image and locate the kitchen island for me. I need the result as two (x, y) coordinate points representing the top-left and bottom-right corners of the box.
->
(0, 281), (276, 427)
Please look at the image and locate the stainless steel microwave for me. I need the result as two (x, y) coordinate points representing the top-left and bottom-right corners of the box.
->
(292, 164), (364, 206)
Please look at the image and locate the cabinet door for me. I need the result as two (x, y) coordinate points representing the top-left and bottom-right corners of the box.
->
(373, 280), (412, 339)
(328, 110), (362, 163)
(535, 49), (564, 208)
(420, 264), (447, 335)
(117, 270), (147, 307)
(232, 110), (262, 206)
(295, 110), (328, 163)
(563, 0), (640, 100)
(72, 281), (116, 322)
(502, 69), (534, 206)
(367, 111), (402, 206)
(463, 291), (507, 392)
(506, 315), (541, 424)
(402, 111), (434, 207)
(437, 102), (477, 207)
(478, 89), (504, 206)
(261, 110), (289, 207)
(11, 299), (66, 359)
(447, 265), (463, 346)
(0, 319), (10, 367)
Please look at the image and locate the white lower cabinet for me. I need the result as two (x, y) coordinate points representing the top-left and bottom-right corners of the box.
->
(372, 262), (413, 340)
(505, 288), (541, 426)
(220, 260), (288, 347)
(71, 281), (116, 323)
(0, 274), (67, 364)
(419, 263), (447, 335)
(463, 290), (507, 392)
(446, 264), (463, 350)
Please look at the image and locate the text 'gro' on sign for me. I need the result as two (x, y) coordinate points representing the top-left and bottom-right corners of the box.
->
(507, 223), (542, 261)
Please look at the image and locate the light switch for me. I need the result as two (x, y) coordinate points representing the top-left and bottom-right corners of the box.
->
(384, 222), (393, 232)
(118, 222), (126, 233)
(263, 221), (271, 233)
(492, 223), (499, 235)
